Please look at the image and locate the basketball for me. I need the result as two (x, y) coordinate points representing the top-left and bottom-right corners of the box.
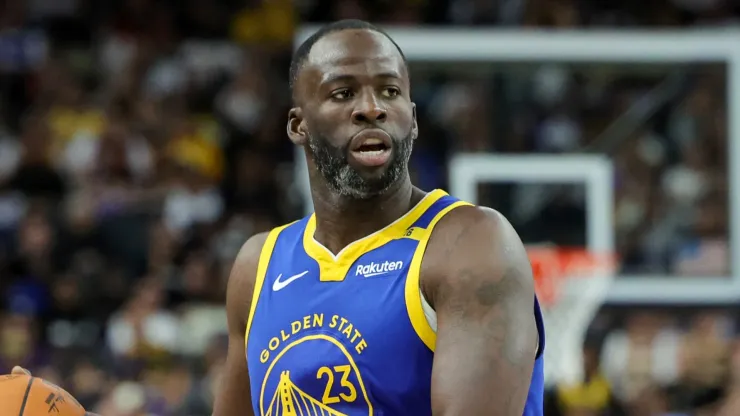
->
(0, 374), (86, 416)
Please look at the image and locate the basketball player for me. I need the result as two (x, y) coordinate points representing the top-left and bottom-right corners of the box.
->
(14, 19), (545, 416)
(213, 19), (545, 416)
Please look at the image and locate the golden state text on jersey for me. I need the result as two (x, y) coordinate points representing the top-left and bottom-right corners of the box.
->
(244, 190), (546, 416)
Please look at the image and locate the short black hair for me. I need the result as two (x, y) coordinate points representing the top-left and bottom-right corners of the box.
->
(289, 19), (408, 98)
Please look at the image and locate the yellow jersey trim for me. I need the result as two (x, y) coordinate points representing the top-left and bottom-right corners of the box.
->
(245, 223), (294, 349)
(401, 226), (424, 241)
(303, 189), (448, 282)
(405, 201), (473, 352)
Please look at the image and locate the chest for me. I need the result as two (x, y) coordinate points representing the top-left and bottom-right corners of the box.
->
(246, 241), (434, 415)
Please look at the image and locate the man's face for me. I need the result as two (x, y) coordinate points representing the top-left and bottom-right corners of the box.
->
(289, 29), (417, 199)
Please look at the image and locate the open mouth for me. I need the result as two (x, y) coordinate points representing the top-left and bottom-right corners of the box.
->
(355, 138), (389, 155)
(350, 137), (392, 167)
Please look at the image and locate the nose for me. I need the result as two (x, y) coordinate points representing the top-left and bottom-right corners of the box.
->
(351, 93), (387, 124)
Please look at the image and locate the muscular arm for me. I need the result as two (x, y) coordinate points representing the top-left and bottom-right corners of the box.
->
(212, 232), (269, 416)
(423, 207), (538, 416)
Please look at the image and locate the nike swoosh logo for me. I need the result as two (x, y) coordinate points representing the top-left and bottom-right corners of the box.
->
(272, 270), (309, 291)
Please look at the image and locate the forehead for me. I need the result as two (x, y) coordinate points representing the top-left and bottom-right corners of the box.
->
(302, 29), (406, 84)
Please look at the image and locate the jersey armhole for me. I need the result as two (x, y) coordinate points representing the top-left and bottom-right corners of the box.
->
(244, 223), (292, 349)
(419, 290), (543, 358)
(534, 296), (546, 359)
(404, 201), (472, 352)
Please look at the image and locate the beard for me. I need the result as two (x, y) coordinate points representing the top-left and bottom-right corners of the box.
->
(307, 129), (413, 200)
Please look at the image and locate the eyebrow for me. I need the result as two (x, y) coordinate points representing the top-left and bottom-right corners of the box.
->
(320, 71), (402, 86)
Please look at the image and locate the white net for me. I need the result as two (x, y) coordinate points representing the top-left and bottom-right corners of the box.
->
(528, 246), (617, 387)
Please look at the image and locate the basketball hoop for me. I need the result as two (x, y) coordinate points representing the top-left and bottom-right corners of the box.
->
(527, 246), (618, 387)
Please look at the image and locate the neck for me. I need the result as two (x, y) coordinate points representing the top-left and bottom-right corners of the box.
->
(310, 176), (421, 254)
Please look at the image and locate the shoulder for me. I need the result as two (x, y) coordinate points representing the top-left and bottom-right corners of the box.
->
(425, 204), (519, 260)
(234, 231), (272, 273)
(225, 231), (272, 325)
(420, 205), (534, 308)
(432, 204), (509, 242)
(227, 219), (302, 301)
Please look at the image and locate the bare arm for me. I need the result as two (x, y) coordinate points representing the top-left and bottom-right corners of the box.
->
(424, 207), (538, 416)
(212, 232), (269, 416)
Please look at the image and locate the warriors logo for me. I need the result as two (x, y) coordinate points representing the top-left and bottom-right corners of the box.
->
(257, 313), (374, 416)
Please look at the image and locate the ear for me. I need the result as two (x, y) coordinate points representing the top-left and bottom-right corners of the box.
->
(411, 102), (419, 141)
(287, 107), (307, 145)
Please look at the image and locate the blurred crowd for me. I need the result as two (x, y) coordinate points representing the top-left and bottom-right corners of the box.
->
(1, 0), (739, 415)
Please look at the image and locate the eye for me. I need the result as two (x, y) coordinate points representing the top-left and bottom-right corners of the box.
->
(381, 87), (400, 98)
(331, 89), (353, 100)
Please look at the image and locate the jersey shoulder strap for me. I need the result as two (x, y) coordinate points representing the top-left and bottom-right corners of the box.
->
(244, 220), (301, 348)
(404, 192), (473, 351)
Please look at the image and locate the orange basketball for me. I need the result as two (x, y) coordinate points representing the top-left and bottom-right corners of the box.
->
(0, 374), (86, 416)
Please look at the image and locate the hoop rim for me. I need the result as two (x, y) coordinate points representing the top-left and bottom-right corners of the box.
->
(527, 247), (618, 306)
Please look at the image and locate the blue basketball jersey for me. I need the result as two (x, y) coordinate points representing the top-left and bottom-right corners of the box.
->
(245, 189), (546, 416)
